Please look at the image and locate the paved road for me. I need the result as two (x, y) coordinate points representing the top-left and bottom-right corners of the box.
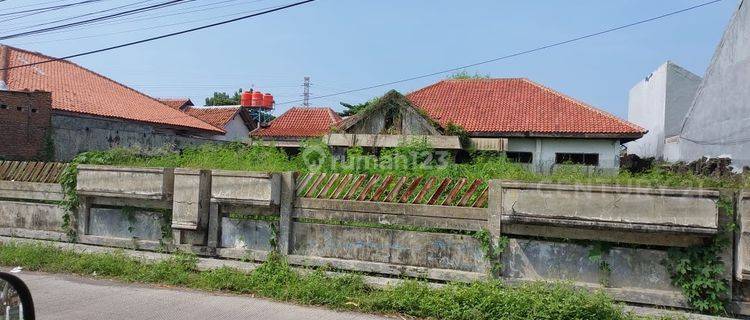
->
(14, 272), (389, 320)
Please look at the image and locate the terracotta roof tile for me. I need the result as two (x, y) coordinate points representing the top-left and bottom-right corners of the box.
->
(2, 45), (222, 133)
(183, 106), (240, 129)
(406, 78), (645, 137)
(252, 107), (341, 138)
(157, 98), (193, 110)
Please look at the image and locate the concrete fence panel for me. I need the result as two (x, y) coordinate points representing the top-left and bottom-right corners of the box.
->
(497, 182), (719, 235)
(76, 165), (174, 200)
(0, 180), (66, 240)
(211, 170), (280, 206)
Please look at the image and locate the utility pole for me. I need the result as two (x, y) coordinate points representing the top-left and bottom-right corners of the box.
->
(302, 76), (310, 107)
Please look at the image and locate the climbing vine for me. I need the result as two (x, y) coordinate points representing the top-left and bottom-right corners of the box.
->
(587, 242), (612, 287)
(59, 163), (79, 242)
(662, 194), (735, 315)
(473, 229), (509, 276)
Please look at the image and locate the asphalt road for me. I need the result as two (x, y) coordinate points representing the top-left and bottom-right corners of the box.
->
(14, 272), (389, 320)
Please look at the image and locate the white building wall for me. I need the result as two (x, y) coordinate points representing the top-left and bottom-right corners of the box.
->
(675, 0), (750, 169)
(212, 115), (250, 141)
(625, 62), (700, 159)
(508, 137), (620, 173)
(626, 63), (667, 158)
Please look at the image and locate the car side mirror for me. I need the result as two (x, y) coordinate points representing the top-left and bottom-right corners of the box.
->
(0, 272), (34, 320)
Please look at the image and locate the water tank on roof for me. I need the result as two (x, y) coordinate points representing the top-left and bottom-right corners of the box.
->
(262, 93), (274, 108)
(240, 91), (253, 107)
(251, 91), (263, 107)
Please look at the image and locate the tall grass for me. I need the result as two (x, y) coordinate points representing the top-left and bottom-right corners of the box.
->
(72, 140), (746, 189)
(0, 242), (664, 320)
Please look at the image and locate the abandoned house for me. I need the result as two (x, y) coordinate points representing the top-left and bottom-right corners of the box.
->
(0, 45), (255, 161)
(254, 78), (646, 173)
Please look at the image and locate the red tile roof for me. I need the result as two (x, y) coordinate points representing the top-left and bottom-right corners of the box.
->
(158, 98), (193, 110)
(183, 106), (240, 129)
(1, 45), (222, 133)
(252, 107), (341, 138)
(406, 78), (645, 137)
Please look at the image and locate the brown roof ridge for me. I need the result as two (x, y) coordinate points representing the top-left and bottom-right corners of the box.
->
(519, 78), (646, 133)
(3, 45), (223, 133)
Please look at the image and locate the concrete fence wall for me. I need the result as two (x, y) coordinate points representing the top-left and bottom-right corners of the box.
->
(0, 165), (744, 313)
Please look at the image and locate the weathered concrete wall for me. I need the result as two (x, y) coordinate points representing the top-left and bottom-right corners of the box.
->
(737, 191), (750, 281)
(503, 238), (683, 306)
(220, 217), (275, 252)
(171, 169), (210, 230)
(499, 182), (720, 233)
(3, 167), (742, 311)
(77, 165), (174, 200)
(211, 170), (280, 206)
(0, 201), (64, 232)
(51, 112), (221, 161)
(88, 207), (164, 241)
(290, 222), (486, 273)
(0, 181), (65, 240)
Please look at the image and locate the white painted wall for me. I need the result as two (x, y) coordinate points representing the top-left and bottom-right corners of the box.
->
(625, 61), (700, 159)
(507, 137), (620, 173)
(676, 1), (750, 169)
(213, 114), (250, 141)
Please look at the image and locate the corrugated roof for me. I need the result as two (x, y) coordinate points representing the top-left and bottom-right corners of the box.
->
(1, 45), (222, 133)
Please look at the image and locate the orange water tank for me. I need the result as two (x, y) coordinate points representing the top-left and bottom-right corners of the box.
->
(240, 91), (253, 107)
(251, 91), (263, 107)
(262, 93), (274, 108)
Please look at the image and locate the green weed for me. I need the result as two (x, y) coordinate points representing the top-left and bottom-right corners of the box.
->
(0, 242), (659, 319)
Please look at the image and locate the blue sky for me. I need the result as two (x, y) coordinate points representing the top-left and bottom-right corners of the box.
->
(2, 0), (739, 118)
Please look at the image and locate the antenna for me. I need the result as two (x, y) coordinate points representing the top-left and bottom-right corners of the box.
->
(302, 76), (310, 107)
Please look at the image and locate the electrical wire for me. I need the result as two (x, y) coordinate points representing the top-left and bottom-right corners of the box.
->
(4, 0), (263, 35)
(277, 0), (724, 105)
(2, 0), (157, 33)
(0, 0), (316, 71)
(0, 0), (109, 17)
(0, 0), (194, 40)
(10, 3), (280, 45)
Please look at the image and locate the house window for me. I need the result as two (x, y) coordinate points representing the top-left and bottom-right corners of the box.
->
(506, 152), (533, 164)
(0, 104), (6, 109)
(555, 153), (599, 166)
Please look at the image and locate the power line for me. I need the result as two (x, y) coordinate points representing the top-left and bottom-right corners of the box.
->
(1, 0), (156, 33)
(0, 0), (109, 17)
(9, 3), (280, 45)
(0, 0), (316, 71)
(5, 0), (275, 45)
(277, 0), (723, 105)
(4, 0), (261, 35)
(0, 0), (193, 40)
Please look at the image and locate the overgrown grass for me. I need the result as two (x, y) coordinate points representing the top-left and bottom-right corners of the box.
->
(71, 140), (747, 189)
(0, 242), (669, 320)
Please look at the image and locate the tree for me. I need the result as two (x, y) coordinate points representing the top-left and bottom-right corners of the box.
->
(338, 101), (370, 116)
(205, 88), (242, 106)
(448, 70), (491, 80)
(338, 96), (381, 116)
